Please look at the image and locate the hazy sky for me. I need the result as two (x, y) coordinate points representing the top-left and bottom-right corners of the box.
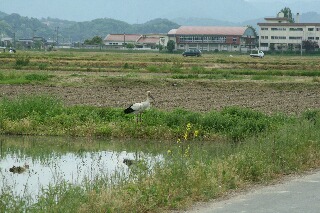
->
(1, 0), (320, 23)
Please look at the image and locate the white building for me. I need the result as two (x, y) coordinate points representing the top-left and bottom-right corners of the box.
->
(103, 34), (168, 50)
(258, 12), (320, 51)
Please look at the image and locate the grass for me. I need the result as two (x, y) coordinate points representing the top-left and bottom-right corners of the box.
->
(0, 72), (53, 84)
(0, 95), (289, 141)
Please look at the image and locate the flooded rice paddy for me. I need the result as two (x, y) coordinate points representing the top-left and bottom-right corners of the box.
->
(0, 136), (165, 202)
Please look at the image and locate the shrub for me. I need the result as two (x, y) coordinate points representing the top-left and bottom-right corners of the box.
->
(0, 95), (62, 121)
(38, 63), (48, 70)
(15, 56), (30, 66)
(25, 74), (51, 81)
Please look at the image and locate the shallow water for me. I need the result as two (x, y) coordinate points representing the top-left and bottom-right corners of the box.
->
(0, 136), (164, 202)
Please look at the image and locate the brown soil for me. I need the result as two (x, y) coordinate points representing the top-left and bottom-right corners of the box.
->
(1, 79), (319, 115)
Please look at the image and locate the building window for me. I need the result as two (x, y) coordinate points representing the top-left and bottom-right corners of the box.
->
(308, 28), (314, 31)
(317, 28), (320, 31)
(289, 28), (303, 31)
(289, 36), (302, 40)
(316, 37), (319, 40)
(261, 27), (268, 31)
(271, 36), (286, 39)
(271, 27), (286, 31)
(179, 35), (228, 44)
(308, 37), (315, 40)
(233, 37), (237, 42)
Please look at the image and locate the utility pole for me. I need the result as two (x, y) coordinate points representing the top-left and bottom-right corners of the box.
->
(55, 26), (59, 47)
(32, 29), (36, 40)
(301, 38), (303, 56)
(13, 32), (16, 48)
(13, 26), (16, 48)
(123, 32), (126, 48)
(32, 29), (37, 49)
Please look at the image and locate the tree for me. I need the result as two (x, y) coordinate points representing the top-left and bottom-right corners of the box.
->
(126, 43), (135, 49)
(280, 7), (295, 23)
(269, 43), (275, 52)
(303, 40), (319, 53)
(167, 40), (175, 53)
(84, 36), (103, 45)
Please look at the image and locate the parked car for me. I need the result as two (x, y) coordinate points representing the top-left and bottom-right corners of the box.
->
(182, 49), (201, 57)
(250, 50), (264, 58)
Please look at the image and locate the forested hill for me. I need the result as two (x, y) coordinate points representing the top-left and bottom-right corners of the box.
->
(0, 12), (180, 42)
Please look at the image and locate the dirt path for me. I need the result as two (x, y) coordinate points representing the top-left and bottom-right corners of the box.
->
(1, 81), (319, 114)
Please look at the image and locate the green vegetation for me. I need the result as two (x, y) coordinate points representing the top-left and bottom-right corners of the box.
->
(280, 7), (295, 23)
(0, 72), (53, 84)
(1, 112), (320, 212)
(83, 36), (103, 45)
(0, 95), (287, 140)
(167, 40), (175, 53)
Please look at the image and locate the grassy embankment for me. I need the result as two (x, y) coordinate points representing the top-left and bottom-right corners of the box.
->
(1, 51), (320, 212)
(1, 95), (320, 212)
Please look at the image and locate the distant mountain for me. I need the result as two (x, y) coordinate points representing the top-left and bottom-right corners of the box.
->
(132, 19), (180, 34)
(0, 12), (179, 42)
(0, 11), (8, 19)
(60, 18), (179, 41)
(1, 13), (54, 39)
(40, 17), (77, 30)
(300, 12), (320, 23)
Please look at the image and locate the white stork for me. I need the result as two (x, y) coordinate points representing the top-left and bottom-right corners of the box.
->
(124, 91), (155, 123)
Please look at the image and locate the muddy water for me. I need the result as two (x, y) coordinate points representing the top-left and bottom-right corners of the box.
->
(0, 136), (164, 201)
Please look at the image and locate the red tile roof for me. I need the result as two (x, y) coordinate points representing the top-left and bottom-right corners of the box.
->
(172, 26), (247, 36)
(137, 37), (159, 44)
(104, 34), (141, 42)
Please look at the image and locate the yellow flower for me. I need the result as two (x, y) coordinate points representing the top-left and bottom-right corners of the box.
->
(184, 145), (190, 157)
(186, 123), (192, 131)
(167, 150), (172, 154)
(194, 130), (199, 137)
(177, 138), (181, 143)
(184, 132), (188, 140)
